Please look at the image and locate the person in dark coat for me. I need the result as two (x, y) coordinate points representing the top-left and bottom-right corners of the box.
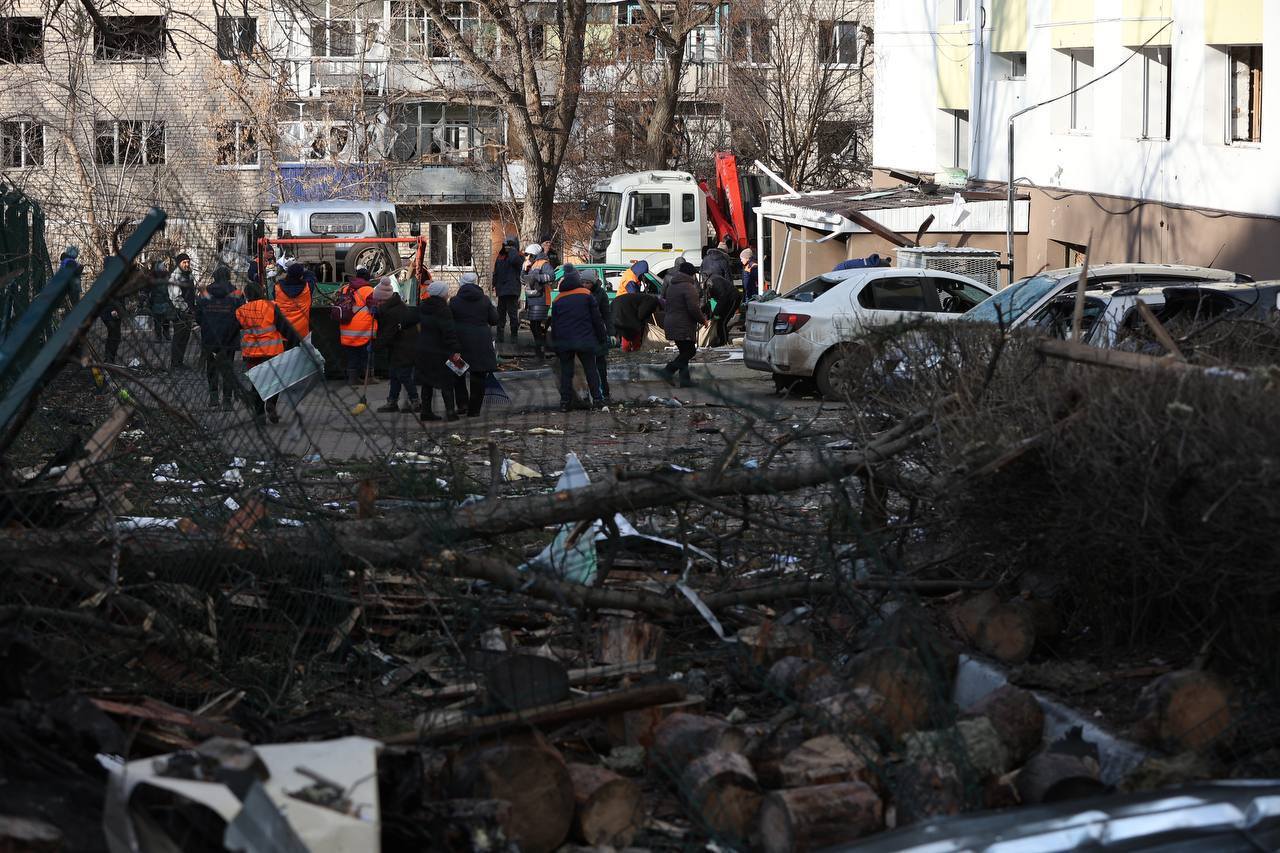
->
(169, 252), (198, 370)
(247, 247), (275, 288)
(707, 274), (742, 347)
(449, 270), (498, 417)
(195, 267), (245, 409)
(549, 265), (606, 411)
(492, 237), (523, 343)
(415, 280), (463, 421)
(372, 279), (420, 413)
(583, 269), (614, 403)
(660, 263), (706, 388)
(700, 241), (731, 281)
(611, 280), (660, 352)
(147, 259), (174, 344)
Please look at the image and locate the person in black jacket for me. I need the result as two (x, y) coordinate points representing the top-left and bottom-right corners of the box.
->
(194, 267), (245, 409)
(372, 280), (420, 413)
(582, 269), (614, 403)
(707, 274), (742, 347)
(449, 270), (498, 417)
(660, 263), (706, 388)
(700, 240), (731, 281)
(549, 265), (606, 411)
(147, 259), (174, 344)
(492, 237), (523, 343)
(415, 280), (463, 422)
(611, 281), (660, 351)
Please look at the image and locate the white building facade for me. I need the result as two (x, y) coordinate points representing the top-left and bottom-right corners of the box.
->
(873, 0), (1279, 279)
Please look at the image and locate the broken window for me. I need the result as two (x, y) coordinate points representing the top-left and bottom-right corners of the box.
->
(391, 103), (498, 163)
(0, 17), (42, 64)
(1229, 45), (1262, 143)
(216, 16), (257, 59)
(214, 121), (258, 167)
(616, 4), (654, 62)
(429, 221), (472, 267)
(728, 18), (770, 65)
(818, 21), (859, 66)
(95, 120), (165, 166)
(0, 121), (42, 168)
(817, 121), (860, 163)
(95, 16), (166, 61)
(425, 1), (482, 58)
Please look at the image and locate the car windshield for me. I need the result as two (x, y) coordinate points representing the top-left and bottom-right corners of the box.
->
(963, 273), (1063, 325)
(593, 193), (621, 235)
(782, 274), (843, 304)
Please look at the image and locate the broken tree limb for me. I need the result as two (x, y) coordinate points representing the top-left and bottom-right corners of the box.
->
(408, 661), (659, 704)
(385, 682), (686, 746)
(1037, 338), (1200, 374)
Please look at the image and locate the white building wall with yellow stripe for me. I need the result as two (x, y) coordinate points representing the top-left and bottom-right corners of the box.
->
(872, 0), (1280, 223)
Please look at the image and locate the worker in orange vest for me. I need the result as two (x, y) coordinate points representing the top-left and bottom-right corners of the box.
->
(417, 266), (434, 303)
(337, 267), (378, 386)
(274, 263), (314, 341)
(235, 282), (302, 424)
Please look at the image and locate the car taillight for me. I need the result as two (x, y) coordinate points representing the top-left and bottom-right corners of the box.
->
(773, 313), (811, 334)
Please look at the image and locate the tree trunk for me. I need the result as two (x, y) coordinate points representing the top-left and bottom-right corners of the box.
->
(643, 48), (684, 169)
(887, 759), (966, 826)
(759, 782), (883, 853)
(449, 740), (575, 853)
(607, 693), (706, 748)
(597, 616), (664, 666)
(680, 750), (761, 842)
(806, 688), (889, 743)
(764, 657), (835, 702)
(567, 763), (643, 848)
(974, 599), (1059, 664)
(1014, 751), (1106, 804)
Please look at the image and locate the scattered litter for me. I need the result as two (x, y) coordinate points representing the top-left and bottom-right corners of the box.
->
(490, 428), (516, 436)
(115, 517), (181, 530)
(221, 468), (244, 485)
(826, 438), (855, 450)
(677, 581), (733, 641)
(390, 451), (443, 466)
(520, 453), (600, 584)
(528, 427), (565, 436)
(127, 357), (141, 368)
(261, 488), (282, 500)
(646, 395), (683, 408)
(229, 457), (246, 468)
(742, 458), (760, 470)
(668, 464), (694, 473)
(120, 429), (145, 440)
(501, 459), (542, 481)
(224, 497), (240, 512)
(303, 453), (323, 463)
(153, 462), (178, 478)
(448, 434), (466, 444)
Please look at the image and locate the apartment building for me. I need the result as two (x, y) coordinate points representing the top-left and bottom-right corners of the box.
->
(873, 0), (1278, 280)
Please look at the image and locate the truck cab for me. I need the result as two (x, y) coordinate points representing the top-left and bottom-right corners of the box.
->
(589, 172), (705, 276)
(275, 200), (398, 281)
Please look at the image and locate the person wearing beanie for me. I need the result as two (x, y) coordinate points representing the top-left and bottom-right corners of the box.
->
(492, 237), (524, 344)
(168, 252), (198, 371)
(740, 248), (760, 300)
(700, 239), (731, 281)
(59, 245), (79, 270)
(274, 262), (314, 341)
(373, 276), (420, 413)
(582, 269), (614, 403)
(522, 242), (553, 358)
(550, 264), (606, 411)
(235, 280), (302, 424)
(196, 266), (245, 409)
(659, 263), (706, 388)
(449, 270), (498, 418)
(337, 267), (378, 386)
(415, 278), (462, 422)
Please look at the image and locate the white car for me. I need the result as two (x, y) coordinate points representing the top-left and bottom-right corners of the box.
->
(743, 267), (995, 397)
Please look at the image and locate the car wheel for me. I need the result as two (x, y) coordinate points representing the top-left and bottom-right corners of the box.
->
(347, 243), (395, 279)
(815, 344), (860, 401)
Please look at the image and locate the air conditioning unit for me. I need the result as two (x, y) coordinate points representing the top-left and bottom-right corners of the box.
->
(897, 246), (1001, 291)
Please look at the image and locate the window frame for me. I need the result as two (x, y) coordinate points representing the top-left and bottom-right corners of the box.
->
(1227, 44), (1263, 145)
(1067, 48), (1095, 134)
(95, 120), (166, 166)
(429, 220), (473, 268)
(216, 16), (257, 60)
(856, 275), (930, 313)
(214, 120), (260, 169)
(0, 120), (43, 169)
(1138, 46), (1171, 141)
(630, 191), (671, 229)
(728, 17), (771, 66)
(94, 15), (167, 62)
(0, 17), (43, 64)
(819, 20), (859, 68)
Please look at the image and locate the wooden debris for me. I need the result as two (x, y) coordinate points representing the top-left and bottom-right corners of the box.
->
(903, 717), (1012, 779)
(652, 712), (748, 773)
(597, 616), (664, 666)
(680, 750), (761, 841)
(748, 719), (812, 789)
(734, 622), (815, 687)
(807, 688), (890, 742)
(484, 654), (570, 712)
(567, 762), (643, 848)
(450, 740), (575, 853)
(888, 759), (965, 826)
(964, 684), (1045, 766)
(1133, 669), (1235, 752)
(416, 799), (514, 852)
(607, 693), (705, 748)
(1014, 751), (1106, 804)
(949, 590), (1000, 644)
(764, 657), (836, 702)
(759, 781), (883, 853)
(849, 647), (942, 738)
(779, 735), (877, 788)
(975, 599), (1059, 665)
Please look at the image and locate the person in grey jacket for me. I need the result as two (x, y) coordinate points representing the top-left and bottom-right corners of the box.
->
(169, 252), (198, 370)
(522, 243), (553, 359)
(700, 241), (731, 281)
(449, 270), (499, 417)
(659, 263), (706, 388)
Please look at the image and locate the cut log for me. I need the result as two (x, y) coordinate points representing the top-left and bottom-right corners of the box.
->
(964, 684), (1045, 766)
(759, 782), (883, 853)
(1133, 669), (1234, 752)
(0, 816), (62, 853)
(415, 799), (514, 852)
(449, 741), (575, 853)
(597, 616), (665, 666)
(888, 759), (966, 826)
(680, 750), (762, 842)
(779, 735), (878, 788)
(748, 719), (812, 789)
(607, 694), (705, 748)
(1014, 751), (1106, 804)
(733, 622), (815, 687)
(974, 599), (1059, 664)
(652, 712), (748, 774)
(567, 763), (643, 848)
(948, 590), (1000, 643)
(848, 647), (942, 738)
(806, 688), (889, 743)
(902, 717), (1012, 779)
(764, 657), (833, 701)
(875, 606), (961, 687)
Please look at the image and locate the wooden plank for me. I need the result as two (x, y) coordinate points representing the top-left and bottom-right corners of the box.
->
(1134, 299), (1185, 360)
(54, 404), (133, 488)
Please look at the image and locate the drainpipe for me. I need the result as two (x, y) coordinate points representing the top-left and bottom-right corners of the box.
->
(1006, 104), (1034, 286)
(969, 0), (986, 170)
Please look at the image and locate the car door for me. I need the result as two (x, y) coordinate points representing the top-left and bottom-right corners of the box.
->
(925, 276), (992, 314)
(852, 271), (932, 334)
(623, 191), (675, 261)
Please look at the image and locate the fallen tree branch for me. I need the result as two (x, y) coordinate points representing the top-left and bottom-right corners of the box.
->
(1037, 338), (1201, 374)
(0, 604), (160, 640)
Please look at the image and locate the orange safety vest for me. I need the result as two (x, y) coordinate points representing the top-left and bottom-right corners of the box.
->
(619, 269), (640, 292)
(417, 271), (434, 302)
(339, 284), (377, 347)
(235, 300), (285, 359)
(274, 288), (311, 339)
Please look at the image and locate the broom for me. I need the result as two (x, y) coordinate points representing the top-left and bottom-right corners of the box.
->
(350, 342), (373, 415)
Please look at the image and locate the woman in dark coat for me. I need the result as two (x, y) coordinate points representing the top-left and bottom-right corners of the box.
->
(147, 259), (174, 343)
(448, 271), (498, 417)
(415, 280), (463, 421)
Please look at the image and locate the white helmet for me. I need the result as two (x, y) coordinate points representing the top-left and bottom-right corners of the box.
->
(525, 243), (542, 255)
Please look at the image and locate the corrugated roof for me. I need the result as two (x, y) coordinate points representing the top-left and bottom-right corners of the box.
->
(763, 185), (1028, 218)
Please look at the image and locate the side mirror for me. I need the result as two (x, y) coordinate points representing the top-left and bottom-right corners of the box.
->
(409, 220), (421, 237)
(625, 195), (638, 234)
(578, 199), (590, 212)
